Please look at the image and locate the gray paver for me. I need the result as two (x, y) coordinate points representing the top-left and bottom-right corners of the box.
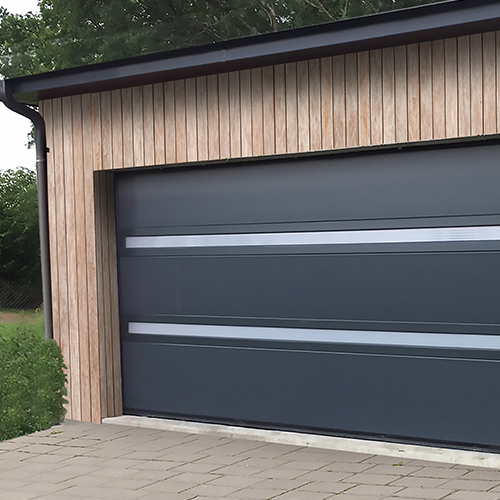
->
(0, 420), (499, 500)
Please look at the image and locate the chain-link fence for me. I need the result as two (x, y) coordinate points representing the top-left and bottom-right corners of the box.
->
(0, 278), (43, 311)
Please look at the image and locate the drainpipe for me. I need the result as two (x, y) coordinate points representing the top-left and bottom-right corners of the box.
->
(0, 80), (53, 341)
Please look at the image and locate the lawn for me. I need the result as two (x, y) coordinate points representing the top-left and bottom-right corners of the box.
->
(0, 310), (45, 338)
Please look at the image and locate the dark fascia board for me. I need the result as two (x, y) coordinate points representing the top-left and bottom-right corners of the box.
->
(7, 0), (500, 105)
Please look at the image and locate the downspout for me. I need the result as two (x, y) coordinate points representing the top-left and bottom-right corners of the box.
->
(0, 80), (53, 340)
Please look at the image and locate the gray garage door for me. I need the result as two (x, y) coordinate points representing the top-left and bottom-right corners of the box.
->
(115, 141), (500, 448)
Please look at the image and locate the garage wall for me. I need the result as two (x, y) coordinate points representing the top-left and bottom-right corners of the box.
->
(40, 30), (500, 422)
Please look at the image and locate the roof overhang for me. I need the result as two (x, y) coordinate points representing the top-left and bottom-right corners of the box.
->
(6, 0), (500, 105)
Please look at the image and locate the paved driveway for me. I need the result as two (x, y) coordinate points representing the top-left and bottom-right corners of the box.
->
(1, 420), (500, 500)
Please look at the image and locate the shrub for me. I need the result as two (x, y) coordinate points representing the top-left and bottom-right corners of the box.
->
(0, 325), (67, 441)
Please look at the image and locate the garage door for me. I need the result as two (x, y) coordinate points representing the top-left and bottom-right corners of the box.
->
(115, 141), (500, 448)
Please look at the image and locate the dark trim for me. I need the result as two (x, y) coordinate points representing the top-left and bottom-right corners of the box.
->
(6, 0), (500, 105)
(0, 81), (53, 340)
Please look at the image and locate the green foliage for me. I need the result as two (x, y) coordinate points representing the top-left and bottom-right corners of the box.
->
(0, 168), (40, 286)
(0, 0), (443, 78)
(0, 324), (67, 441)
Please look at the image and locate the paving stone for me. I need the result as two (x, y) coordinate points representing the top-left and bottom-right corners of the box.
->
(295, 481), (353, 494)
(393, 487), (455, 499)
(248, 477), (310, 490)
(271, 491), (333, 500)
(442, 478), (500, 491)
(0, 491), (41, 500)
(338, 484), (404, 496)
(463, 470), (500, 481)
(445, 492), (500, 500)
(363, 464), (423, 476)
(411, 466), (468, 479)
(388, 476), (449, 488)
(178, 483), (243, 496)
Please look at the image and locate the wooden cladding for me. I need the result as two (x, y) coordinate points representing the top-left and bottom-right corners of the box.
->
(40, 31), (500, 423)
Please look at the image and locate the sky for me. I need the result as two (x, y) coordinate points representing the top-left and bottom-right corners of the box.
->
(0, 0), (40, 171)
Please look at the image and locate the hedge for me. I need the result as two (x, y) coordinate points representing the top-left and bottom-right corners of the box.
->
(0, 325), (67, 441)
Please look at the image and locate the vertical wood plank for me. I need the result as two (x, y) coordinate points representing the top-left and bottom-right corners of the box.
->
(153, 83), (166, 165)
(72, 95), (91, 422)
(370, 50), (383, 145)
(420, 41), (433, 141)
(395, 45), (408, 143)
(309, 59), (322, 150)
(262, 66), (275, 155)
(470, 34), (484, 136)
(185, 78), (198, 162)
(251, 68), (264, 156)
(165, 82), (176, 163)
(219, 73), (230, 159)
(320, 57), (333, 150)
(432, 40), (446, 139)
(229, 72), (241, 157)
(132, 87), (144, 166)
(42, 101), (61, 351)
(407, 43), (420, 141)
(382, 47), (396, 143)
(143, 84), (155, 165)
(98, 174), (113, 416)
(100, 92), (112, 170)
(357, 51), (370, 147)
(91, 96), (108, 419)
(174, 80), (187, 163)
(240, 69), (252, 156)
(458, 36), (471, 137)
(81, 93), (101, 422)
(445, 38), (459, 138)
(285, 63), (298, 152)
(53, 97), (71, 418)
(106, 174), (122, 417)
(297, 61), (310, 152)
(62, 96), (81, 421)
(207, 75), (220, 160)
(121, 89), (133, 168)
(483, 32), (496, 134)
(333, 55), (346, 148)
(274, 65), (287, 154)
(111, 90), (123, 169)
(196, 76), (209, 161)
(345, 53), (358, 148)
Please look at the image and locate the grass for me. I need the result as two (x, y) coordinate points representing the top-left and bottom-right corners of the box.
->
(0, 310), (44, 338)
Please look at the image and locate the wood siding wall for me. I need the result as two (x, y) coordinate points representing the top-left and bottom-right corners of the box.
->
(40, 32), (500, 422)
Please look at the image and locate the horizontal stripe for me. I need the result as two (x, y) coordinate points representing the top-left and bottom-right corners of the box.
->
(126, 225), (500, 249)
(128, 322), (500, 350)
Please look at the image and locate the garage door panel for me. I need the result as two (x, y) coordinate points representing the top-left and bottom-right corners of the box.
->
(119, 252), (500, 329)
(122, 341), (500, 447)
(116, 142), (500, 447)
(116, 144), (500, 231)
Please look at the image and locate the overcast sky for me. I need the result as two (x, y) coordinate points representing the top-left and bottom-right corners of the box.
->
(0, 0), (40, 171)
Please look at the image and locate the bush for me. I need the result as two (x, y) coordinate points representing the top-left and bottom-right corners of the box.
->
(0, 325), (67, 441)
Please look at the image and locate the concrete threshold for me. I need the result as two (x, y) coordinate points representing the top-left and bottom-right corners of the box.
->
(103, 415), (500, 469)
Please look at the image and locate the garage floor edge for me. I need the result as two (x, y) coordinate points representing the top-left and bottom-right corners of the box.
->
(103, 415), (500, 469)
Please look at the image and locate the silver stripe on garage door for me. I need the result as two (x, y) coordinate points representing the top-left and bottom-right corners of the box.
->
(128, 322), (500, 350)
(126, 225), (500, 249)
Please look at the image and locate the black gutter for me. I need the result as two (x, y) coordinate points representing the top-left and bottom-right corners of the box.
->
(7, 0), (500, 105)
(0, 80), (53, 341)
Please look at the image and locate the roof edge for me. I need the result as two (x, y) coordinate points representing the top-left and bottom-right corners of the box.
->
(7, 0), (500, 105)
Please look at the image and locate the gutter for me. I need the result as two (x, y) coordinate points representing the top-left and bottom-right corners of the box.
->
(0, 80), (53, 341)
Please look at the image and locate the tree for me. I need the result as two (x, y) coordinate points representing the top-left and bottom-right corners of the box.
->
(0, 0), (442, 79)
(0, 168), (40, 286)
